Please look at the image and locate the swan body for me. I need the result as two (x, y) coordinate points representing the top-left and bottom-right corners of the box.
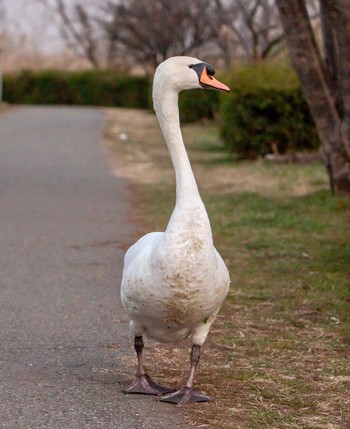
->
(121, 56), (230, 403)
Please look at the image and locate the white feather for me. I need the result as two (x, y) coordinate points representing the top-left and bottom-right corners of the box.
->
(121, 56), (230, 347)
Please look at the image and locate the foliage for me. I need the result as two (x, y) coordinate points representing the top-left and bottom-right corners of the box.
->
(3, 70), (150, 109)
(220, 64), (319, 157)
(179, 89), (220, 123)
(3, 69), (221, 123)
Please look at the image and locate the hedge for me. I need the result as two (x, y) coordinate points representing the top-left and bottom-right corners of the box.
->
(220, 64), (319, 157)
(3, 70), (150, 109)
(178, 89), (220, 123)
(3, 69), (221, 123)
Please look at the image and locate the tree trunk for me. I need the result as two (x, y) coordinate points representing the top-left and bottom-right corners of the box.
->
(275, 0), (350, 195)
(333, 0), (350, 158)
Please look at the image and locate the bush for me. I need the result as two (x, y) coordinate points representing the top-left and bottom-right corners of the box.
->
(3, 70), (150, 109)
(220, 64), (319, 157)
(178, 89), (220, 123)
(3, 69), (222, 123)
(3, 70), (73, 104)
(146, 84), (221, 123)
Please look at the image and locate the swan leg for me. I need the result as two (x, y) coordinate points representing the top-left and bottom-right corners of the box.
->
(160, 344), (213, 404)
(123, 336), (175, 396)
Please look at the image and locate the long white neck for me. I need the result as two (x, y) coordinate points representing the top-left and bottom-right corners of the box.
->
(153, 87), (202, 208)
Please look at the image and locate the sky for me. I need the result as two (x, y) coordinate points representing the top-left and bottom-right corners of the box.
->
(2, 0), (63, 52)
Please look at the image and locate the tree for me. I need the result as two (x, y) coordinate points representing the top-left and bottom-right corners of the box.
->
(275, 0), (350, 195)
(0, 0), (6, 102)
(209, 0), (284, 65)
(235, 0), (284, 61)
(101, 0), (216, 71)
(38, 0), (113, 68)
(56, 0), (101, 68)
(0, 0), (6, 45)
(38, 0), (285, 71)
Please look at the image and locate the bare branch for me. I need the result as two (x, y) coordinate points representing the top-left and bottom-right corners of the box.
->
(101, 0), (216, 69)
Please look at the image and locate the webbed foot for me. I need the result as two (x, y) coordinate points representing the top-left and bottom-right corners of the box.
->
(160, 386), (213, 404)
(124, 374), (175, 396)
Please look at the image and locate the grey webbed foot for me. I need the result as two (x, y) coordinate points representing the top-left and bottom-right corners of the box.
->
(124, 373), (175, 396)
(160, 386), (213, 404)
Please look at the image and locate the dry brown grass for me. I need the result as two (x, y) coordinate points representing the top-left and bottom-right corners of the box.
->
(2, 38), (92, 72)
(104, 108), (327, 198)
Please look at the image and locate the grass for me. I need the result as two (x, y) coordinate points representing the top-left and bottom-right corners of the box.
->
(104, 109), (350, 429)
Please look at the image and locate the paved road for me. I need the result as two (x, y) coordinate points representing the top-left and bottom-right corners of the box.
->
(0, 106), (190, 429)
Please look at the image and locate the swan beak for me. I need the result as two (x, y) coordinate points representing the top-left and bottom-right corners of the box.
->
(200, 68), (230, 92)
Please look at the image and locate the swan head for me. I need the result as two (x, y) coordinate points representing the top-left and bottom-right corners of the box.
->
(153, 56), (230, 95)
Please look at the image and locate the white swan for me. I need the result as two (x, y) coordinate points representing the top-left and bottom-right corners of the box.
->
(121, 56), (230, 404)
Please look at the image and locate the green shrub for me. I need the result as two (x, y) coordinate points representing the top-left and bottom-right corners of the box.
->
(4, 69), (221, 123)
(178, 89), (220, 123)
(146, 84), (221, 123)
(220, 63), (319, 157)
(3, 70), (150, 109)
(3, 70), (73, 104)
(67, 71), (102, 105)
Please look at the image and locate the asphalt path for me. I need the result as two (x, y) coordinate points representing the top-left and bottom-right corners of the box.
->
(0, 106), (191, 429)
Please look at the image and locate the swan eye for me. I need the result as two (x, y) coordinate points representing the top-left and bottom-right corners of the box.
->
(206, 64), (216, 77)
(188, 62), (216, 78)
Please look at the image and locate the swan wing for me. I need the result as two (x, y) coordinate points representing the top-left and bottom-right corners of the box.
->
(123, 231), (163, 273)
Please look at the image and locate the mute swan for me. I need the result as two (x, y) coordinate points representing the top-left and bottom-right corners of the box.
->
(121, 56), (230, 404)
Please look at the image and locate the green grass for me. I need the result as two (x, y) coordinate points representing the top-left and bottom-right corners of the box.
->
(136, 159), (349, 429)
(140, 186), (350, 335)
(106, 110), (350, 429)
(135, 179), (349, 428)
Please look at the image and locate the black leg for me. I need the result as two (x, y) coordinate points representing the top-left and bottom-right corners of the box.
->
(160, 344), (213, 404)
(123, 336), (175, 396)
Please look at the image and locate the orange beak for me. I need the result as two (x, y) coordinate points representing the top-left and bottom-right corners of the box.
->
(199, 68), (230, 92)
